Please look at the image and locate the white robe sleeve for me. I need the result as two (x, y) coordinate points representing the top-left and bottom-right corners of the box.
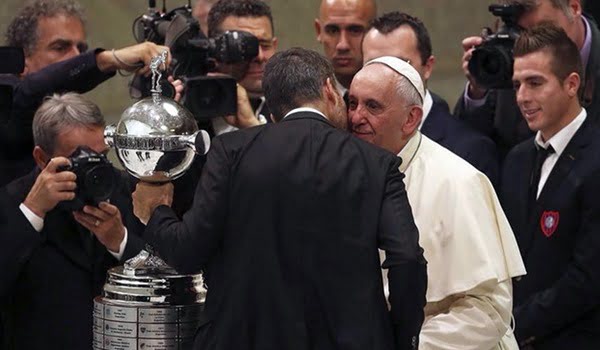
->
(420, 278), (515, 350)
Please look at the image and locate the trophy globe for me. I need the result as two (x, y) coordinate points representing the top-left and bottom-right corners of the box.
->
(104, 51), (210, 183)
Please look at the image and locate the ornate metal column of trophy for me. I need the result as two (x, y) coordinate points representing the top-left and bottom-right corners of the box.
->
(94, 51), (209, 350)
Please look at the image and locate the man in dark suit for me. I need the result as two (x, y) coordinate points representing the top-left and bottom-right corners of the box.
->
(361, 11), (499, 185)
(133, 48), (427, 350)
(0, 0), (171, 187)
(501, 23), (600, 349)
(456, 0), (600, 160)
(0, 93), (145, 349)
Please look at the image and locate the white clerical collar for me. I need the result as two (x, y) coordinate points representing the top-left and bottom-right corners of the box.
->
(418, 90), (433, 130)
(397, 131), (422, 173)
(283, 107), (328, 120)
(534, 108), (587, 156)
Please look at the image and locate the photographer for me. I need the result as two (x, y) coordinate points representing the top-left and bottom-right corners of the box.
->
(205, 0), (278, 136)
(0, 0), (173, 187)
(0, 93), (145, 350)
(455, 0), (600, 159)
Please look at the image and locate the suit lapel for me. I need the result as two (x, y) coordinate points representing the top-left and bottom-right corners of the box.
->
(536, 121), (592, 206)
(514, 143), (538, 256)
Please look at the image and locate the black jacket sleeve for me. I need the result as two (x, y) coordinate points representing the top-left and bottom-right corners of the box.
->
(377, 161), (428, 350)
(145, 136), (230, 274)
(0, 49), (115, 152)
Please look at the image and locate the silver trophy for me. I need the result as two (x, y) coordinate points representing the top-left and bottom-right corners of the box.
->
(104, 50), (210, 183)
(95, 51), (208, 350)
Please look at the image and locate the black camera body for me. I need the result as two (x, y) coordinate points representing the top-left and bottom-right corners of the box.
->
(58, 146), (117, 211)
(468, 3), (525, 89)
(131, 1), (259, 120)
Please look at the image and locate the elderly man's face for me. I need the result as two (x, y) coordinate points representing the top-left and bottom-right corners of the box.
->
(218, 15), (277, 95)
(348, 64), (412, 154)
(315, 0), (374, 87)
(25, 14), (87, 75)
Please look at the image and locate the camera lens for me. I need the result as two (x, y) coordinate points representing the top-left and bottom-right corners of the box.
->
(469, 46), (514, 89)
(83, 164), (116, 203)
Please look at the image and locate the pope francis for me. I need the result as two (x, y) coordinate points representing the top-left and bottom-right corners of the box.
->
(348, 56), (527, 350)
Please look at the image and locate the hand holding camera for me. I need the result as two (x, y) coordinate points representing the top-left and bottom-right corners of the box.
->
(73, 202), (126, 253)
(23, 157), (77, 219)
(464, 3), (525, 93)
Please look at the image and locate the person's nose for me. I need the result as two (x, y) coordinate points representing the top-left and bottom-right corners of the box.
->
(336, 30), (350, 52)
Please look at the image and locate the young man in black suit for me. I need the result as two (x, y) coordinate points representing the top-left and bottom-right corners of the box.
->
(0, 93), (145, 349)
(457, 0), (600, 159)
(501, 23), (600, 349)
(133, 48), (427, 350)
(362, 11), (499, 185)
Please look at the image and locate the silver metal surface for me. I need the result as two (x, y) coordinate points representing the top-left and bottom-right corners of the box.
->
(104, 95), (201, 183)
(93, 260), (206, 350)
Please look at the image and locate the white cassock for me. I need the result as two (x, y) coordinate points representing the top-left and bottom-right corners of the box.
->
(381, 132), (527, 350)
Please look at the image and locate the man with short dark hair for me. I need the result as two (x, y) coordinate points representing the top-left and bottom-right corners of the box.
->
(362, 11), (499, 185)
(132, 48), (427, 350)
(502, 22), (600, 349)
(0, 93), (145, 349)
(205, 0), (277, 135)
(315, 0), (376, 96)
(456, 0), (600, 158)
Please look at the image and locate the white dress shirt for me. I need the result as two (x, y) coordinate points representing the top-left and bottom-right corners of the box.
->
(534, 108), (587, 198)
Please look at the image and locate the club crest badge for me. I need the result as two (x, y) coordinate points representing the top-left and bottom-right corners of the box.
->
(540, 211), (559, 237)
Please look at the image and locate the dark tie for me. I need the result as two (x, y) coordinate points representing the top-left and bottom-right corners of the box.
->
(529, 144), (555, 208)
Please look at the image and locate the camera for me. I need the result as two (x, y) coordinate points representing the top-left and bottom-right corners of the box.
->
(58, 146), (117, 211)
(468, 3), (525, 89)
(131, 0), (259, 120)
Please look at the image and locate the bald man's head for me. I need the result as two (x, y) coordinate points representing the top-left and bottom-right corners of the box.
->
(315, 0), (376, 90)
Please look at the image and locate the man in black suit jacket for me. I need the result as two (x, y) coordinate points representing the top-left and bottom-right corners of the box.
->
(0, 93), (145, 349)
(361, 11), (499, 185)
(501, 24), (600, 349)
(456, 0), (600, 160)
(133, 48), (427, 350)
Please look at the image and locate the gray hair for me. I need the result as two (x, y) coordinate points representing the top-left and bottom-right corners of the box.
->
(395, 75), (423, 107)
(33, 92), (104, 155)
(5, 0), (86, 56)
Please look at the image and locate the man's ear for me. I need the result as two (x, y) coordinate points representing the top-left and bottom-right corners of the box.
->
(315, 19), (322, 42)
(402, 106), (423, 135)
(272, 36), (279, 51)
(324, 77), (340, 105)
(422, 55), (436, 82)
(32, 146), (50, 170)
(565, 71), (581, 98)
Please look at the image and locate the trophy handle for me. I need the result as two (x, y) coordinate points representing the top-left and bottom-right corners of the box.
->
(104, 124), (117, 148)
(180, 130), (211, 155)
